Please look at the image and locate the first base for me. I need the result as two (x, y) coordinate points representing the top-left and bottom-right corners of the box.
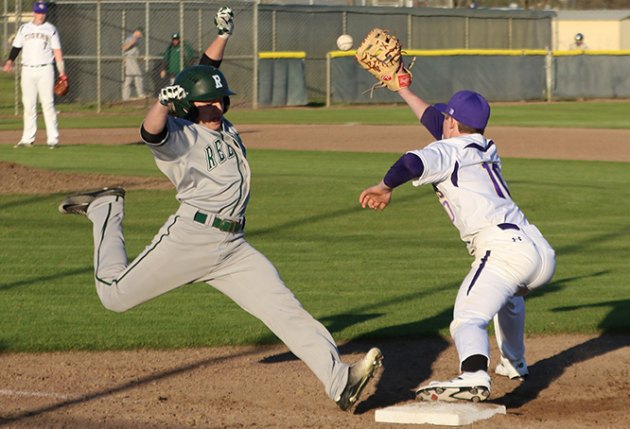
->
(375, 402), (506, 426)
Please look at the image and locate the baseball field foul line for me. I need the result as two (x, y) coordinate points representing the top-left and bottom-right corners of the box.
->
(0, 389), (71, 400)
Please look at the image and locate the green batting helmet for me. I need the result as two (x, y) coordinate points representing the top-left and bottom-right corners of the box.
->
(171, 65), (236, 120)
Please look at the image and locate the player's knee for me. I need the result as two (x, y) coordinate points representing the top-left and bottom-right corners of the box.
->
(101, 300), (130, 313)
(96, 290), (131, 313)
(450, 316), (488, 337)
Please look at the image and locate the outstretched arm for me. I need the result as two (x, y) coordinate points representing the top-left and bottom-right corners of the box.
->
(399, 87), (444, 140)
(203, 37), (229, 63)
(141, 85), (187, 138)
(398, 87), (430, 122)
(360, 153), (424, 211)
(142, 102), (169, 136)
(200, 6), (234, 66)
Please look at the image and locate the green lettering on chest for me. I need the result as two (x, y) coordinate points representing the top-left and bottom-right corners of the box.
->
(205, 139), (236, 171)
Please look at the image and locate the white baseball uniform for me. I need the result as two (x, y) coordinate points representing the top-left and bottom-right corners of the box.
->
(11, 21), (62, 146)
(82, 116), (350, 401)
(408, 132), (556, 369)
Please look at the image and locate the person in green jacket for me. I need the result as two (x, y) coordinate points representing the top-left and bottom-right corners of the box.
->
(159, 32), (196, 84)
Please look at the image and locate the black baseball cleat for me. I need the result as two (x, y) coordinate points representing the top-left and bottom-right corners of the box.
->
(58, 187), (126, 215)
(336, 347), (383, 411)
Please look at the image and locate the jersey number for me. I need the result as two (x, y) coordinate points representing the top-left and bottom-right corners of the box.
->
(482, 162), (511, 199)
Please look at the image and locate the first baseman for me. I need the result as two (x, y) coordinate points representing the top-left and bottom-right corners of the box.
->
(3, 1), (66, 149)
(58, 7), (382, 411)
(360, 84), (556, 402)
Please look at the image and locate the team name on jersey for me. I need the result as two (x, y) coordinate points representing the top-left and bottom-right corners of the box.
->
(24, 32), (52, 42)
(205, 139), (236, 171)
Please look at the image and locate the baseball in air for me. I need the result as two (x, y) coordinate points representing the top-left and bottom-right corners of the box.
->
(336, 34), (353, 51)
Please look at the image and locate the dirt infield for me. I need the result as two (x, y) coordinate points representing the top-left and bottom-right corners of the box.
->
(1, 124), (630, 163)
(1, 125), (629, 429)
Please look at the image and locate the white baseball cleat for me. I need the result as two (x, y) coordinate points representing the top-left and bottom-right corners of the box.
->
(495, 356), (528, 380)
(336, 347), (383, 411)
(416, 370), (491, 403)
(58, 187), (126, 215)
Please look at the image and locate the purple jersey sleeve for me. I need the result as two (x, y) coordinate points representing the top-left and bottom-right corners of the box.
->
(383, 153), (425, 189)
(421, 105), (444, 140)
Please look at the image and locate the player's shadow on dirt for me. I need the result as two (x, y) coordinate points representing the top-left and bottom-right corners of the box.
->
(0, 347), (264, 427)
(260, 304), (455, 412)
(495, 298), (630, 409)
(350, 274), (583, 413)
(260, 275), (583, 414)
(351, 309), (454, 413)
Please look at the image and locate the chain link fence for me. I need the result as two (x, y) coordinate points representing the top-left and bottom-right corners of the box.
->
(1, 0), (256, 112)
(2, 0), (554, 112)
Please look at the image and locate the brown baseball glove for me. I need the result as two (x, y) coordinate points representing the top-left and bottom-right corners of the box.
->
(54, 75), (69, 97)
(355, 28), (412, 93)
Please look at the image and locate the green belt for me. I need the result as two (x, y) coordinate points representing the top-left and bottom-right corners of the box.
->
(193, 211), (244, 233)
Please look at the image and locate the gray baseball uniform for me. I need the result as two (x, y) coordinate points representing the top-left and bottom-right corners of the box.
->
(122, 32), (145, 100)
(83, 115), (349, 401)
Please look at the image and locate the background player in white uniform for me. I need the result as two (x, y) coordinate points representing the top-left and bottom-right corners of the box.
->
(360, 86), (556, 402)
(58, 7), (382, 411)
(2, 1), (66, 149)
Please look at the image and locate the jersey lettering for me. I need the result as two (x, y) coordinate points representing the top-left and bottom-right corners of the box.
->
(434, 186), (456, 223)
(205, 139), (236, 171)
(214, 140), (226, 162)
(205, 145), (217, 170)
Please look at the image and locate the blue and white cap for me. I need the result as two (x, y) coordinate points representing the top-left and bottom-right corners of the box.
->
(33, 1), (48, 14)
(434, 90), (491, 130)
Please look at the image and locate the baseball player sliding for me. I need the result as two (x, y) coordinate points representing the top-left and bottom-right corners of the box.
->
(3, 1), (66, 149)
(357, 29), (556, 402)
(58, 7), (382, 411)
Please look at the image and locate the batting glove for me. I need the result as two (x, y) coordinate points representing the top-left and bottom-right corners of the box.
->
(215, 6), (234, 38)
(159, 85), (188, 106)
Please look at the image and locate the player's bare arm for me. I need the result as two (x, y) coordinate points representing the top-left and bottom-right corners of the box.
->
(2, 60), (13, 72)
(122, 30), (142, 51)
(53, 48), (66, 77)
(398, 87), (431, 121)
(204, 37), (229, 62)
(360, 151), (425, 211)
(359, 181), (392, 211)
(3, 46), (20, 73)
(143, 102), (169, 135)
(200, 6), (234, 65)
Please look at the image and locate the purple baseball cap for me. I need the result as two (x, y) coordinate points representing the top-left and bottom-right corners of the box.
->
(33, 1), (48, 14)
(434, 90), (491, 130)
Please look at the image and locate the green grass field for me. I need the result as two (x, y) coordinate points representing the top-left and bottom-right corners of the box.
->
(1, 142), (629, 353)
(2, 101), (630, 130)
